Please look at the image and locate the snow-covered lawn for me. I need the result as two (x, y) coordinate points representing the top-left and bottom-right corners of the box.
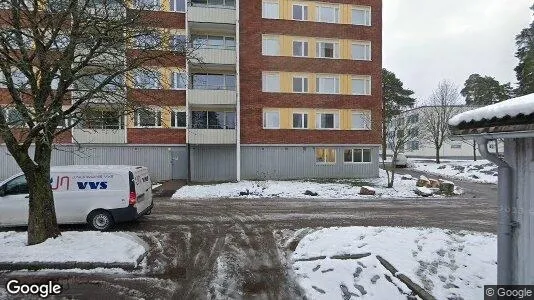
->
(291, 226), (496, 300)
(172, 170), (439, 200)
(411, 159), (498, 184)
(0, 231), (147, 269)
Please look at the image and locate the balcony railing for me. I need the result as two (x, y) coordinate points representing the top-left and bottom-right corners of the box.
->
(72, 129), (126, 144)
(195, 47), (236, 65)
(188, 89), (237, 105)
(188, 128), (237, 144)
(188, 5), (236, 24)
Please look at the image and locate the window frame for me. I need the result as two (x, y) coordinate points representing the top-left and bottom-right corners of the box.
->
(263, 110), (280, 129)
(351, 42), (371, 61)
(292, 112), (309, 129)
(262, 0), (279, 19)
(351, 6), (371, 26)
(292, 40), (309, 57)
(134, 108), (162, 128)
(292, 3), (308, 21)
(316, 75), (340, 94)
(315, 111), (340, 130)
(316, 41), (340, 59)
(351, 111), (371, 130)
(316, 4), (340, 24)
(171, 71), (187, 90)
(262, 35), (280, 56)
(351, 76), (372, 95)
(169, 0), (186, 12)
(292, 76), (309, 93)
(344, 148), (372, 164)
(262, 72), (281, 92)
(316, 148), (336, 165)
(171, 109), (187, 128)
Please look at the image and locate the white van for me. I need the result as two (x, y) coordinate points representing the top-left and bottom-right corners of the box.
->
(0, 165), (153, 231)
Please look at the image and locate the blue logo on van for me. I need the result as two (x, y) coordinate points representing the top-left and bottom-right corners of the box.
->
(77, 182), (108, 190)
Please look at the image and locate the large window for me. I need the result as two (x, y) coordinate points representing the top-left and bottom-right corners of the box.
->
(191, 74), (235, 90)
(316, 5), (339, 23)
(316, 148), (336, 164)
(134, 33), (161, 49)
(292, 112), (308, 129)
(133, 0), (160, 10)
(263, 111), (280, 129)
(262, 36), (280, 56)
(351, 112), (371, 130)
(316, 112), (339, 129)
(292, 40), (308, 57)
(169, 0), (185, 11)
(262, 73), (280, 92)
(351, 42), (371, 61)
(79, 109), (124, 129)
(134, 109), (162, 127)
(191, 111), (236, 129)
(316, 41), (339, 58)
(171, 110), (186, 128)
(11, 70), (28, 89)
(344, 148), (372, 163)
(352, 76), (371, 95)
(171, 72), (187, 90)
(192, 35), (235, 50)
(316, 76), (340, 94)
(0, 108), (24, 127)
(170, 35), (187, 51)
(262, 0), (279, 19)
(292, 4), (308, 20)
(134, 70), (161, 89)
(352, 7), (371, 26)
(191, 0), (235, 8)
(293, 76), (308, 93)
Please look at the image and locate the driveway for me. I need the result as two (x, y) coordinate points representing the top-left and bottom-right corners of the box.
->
(0, 181), (498, 299)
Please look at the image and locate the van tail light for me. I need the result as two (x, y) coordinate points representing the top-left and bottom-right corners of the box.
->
(129, 192), (137, 206)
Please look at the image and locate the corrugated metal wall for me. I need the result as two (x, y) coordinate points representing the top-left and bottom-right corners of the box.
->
(0, 145), (187, 182)
(190, 145), (237, 182)
(241, 146), (379, 180)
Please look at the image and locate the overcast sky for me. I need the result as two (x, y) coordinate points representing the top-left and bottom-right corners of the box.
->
(383, 0), (533, 103)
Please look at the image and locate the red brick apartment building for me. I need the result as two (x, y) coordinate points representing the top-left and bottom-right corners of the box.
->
(0, 0), (382, 182)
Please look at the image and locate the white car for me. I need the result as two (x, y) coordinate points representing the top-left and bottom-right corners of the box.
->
(0, 165), (153, 231)
(395, 153), (408, 168)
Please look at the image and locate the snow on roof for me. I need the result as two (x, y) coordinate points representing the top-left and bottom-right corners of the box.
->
(449, 93), (534, 126)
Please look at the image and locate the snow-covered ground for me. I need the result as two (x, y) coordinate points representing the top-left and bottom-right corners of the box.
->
(0, 232), (147, 268)
(411, 159), (498, 184)
(172, 170), (438, 200)
(291, 226), (496, 300)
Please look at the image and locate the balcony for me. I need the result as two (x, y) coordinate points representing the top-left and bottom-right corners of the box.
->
(188, 89), (236, 106)
(188, 129), (236, 144)
(195, 48), (236, 65)
(72, 129), (126, 144)
(188, 6), (236, 24)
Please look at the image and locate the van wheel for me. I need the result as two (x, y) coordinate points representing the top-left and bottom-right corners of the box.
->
(88, 210), (114, 231)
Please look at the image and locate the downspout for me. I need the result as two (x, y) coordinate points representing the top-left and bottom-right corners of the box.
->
(476, 138), (513, 285)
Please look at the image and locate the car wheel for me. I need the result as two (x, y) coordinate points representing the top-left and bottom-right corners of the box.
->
(88, 210), (114, 231)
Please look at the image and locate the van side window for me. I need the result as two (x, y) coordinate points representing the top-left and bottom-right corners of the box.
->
(5, 175), (29, 195)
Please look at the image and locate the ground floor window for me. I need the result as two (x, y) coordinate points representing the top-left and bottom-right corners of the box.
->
(80, 108), (124, 129)
(134, 109), (162, 127)
(316, 148), (336, 164)
(171, 110), (186, 128)
(344, 148), (372, 163)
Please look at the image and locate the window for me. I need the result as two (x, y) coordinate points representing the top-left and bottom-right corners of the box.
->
(79, 109), (124, 129)
(451, 144), (462, 149)
(134, 0), (160, 10)
(262, 73), (280, 92)
(344, 148), (372, 163)
(351, 112), (371, 130)
(170, 0), (185, 11)
(134, 109), (162, 127)
(171, 111), (186, 128)
(292, 76), (308, 93)
(51, 34), (70, 49)
(292, 4), (308, 20)
(170, 35), (186, 51)
(262, 1), (279, 19)
(316, 112), (339, 129)
(191, 74), (235, 90)
(134, 70), (161, 89)
(263, 111), (280, 129)
(351, 42), (371, 60)
(4, 175), (28, 195)
(171, 72), (187, 89)
(77, 74), (122, 92)
(352, 76), (371, 95)
(12, 70), (28, 89)
(192, 35), (235, 49)
(316, 76), (340, 94)
(316, 5), (339, 23)
(134, 33), (161, 49)
(1, 108), (25, 127)
(191, 0), (235, 8)
(262, 36), (280, 56)
(292, 112), (308, 129)
(316, 148), (336, 164)
(409, 141), (420, 151)
(292, 40), (308, 57)
(352, 7), (371, 26)
(191, 111), (235, 129)
(316, 41), (339, 59)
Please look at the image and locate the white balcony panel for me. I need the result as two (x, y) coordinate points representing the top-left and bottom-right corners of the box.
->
(188, 129), (236, 144)
(188, 6), (236, 24)
(196, 48), (236, 65)
(188, 89), (237, 105)
(72, 129), (126, 144)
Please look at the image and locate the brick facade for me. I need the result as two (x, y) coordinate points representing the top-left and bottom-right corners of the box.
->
(127, 128), (185, 144)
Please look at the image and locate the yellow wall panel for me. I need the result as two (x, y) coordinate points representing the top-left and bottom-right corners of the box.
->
(280, 73), (292, 93)
(161, 107), (171, 128)
(340, 4), (351, 24)
(281, 35), (293, 56)
(280, 108), (291, 129)
(340, 40), (350, 59)
(340, 74), (350, 95)
(280, 0), (291, 19)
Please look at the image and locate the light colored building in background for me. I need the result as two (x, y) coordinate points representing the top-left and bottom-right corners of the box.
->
(387, 105), (503, 159)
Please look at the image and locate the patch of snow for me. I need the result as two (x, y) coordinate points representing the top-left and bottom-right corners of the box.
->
(152, 183), (162, 190)
(449, 93), (534, 126)
(411, 159), (498, 184)
(0, 232), (146, 266)
(415, 186), (433, 197)
(361, 186), (375, 192)
(172, 170), (438, 200)
(292, 226), (496, 300)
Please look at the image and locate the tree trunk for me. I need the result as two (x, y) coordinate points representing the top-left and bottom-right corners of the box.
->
(388, 153), (397, 188)
(381, 120), (387, 161)
(25, 142), (61, 245)
(435, 148), (441, 164)
(473, 142), (477, 161)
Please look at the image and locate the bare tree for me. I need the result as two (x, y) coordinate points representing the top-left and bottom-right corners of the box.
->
(382, 113), (419, 188)
(420, 80), (462, 164)
(0, 0), (192, 244)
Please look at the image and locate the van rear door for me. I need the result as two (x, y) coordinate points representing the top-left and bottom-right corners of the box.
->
(129, 167), (152, 214)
